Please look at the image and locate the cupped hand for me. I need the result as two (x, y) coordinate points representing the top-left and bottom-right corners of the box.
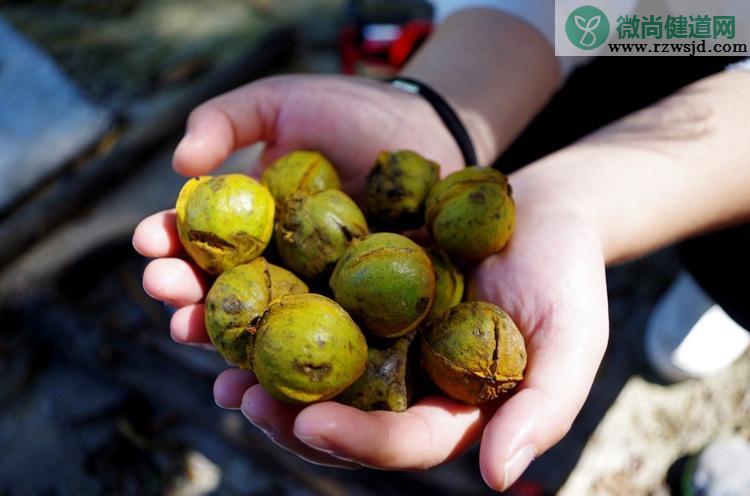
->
(466, 173), (609, 489)
(132, 74), (610, 491)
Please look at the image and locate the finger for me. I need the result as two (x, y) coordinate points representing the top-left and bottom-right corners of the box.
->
(241, 385), (360, 469)
(214, 369), (257, 409)
(293, 395), (493, 469)
(478, 325), (608, 491)
(142, 258), (207, 306)
(169, 303), (211, 345)
(132, 210), (181, 258)
(173, 80), (282, 176)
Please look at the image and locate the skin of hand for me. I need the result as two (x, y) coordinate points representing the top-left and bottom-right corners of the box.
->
(131, 76), (607, 491)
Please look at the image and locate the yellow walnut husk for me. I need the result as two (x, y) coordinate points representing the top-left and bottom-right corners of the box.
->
(176, 174), (275, 274)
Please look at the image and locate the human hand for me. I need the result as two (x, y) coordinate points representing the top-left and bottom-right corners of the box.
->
(168, 74), (463, 193)
(203, 172), (609, 490)
(466, 171), (609, 488)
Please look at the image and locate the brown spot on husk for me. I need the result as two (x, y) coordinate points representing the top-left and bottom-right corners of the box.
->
(221, 296), (243, 315)
(188, 230), (235, 250)
(298, 363), (332, 382)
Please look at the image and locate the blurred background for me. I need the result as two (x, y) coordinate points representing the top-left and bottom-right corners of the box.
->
(0, 1), (747, 494)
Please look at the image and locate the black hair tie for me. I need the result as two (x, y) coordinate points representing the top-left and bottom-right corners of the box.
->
(388, 77), (478, 167)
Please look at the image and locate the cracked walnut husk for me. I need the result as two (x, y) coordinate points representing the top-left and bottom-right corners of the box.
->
(275, 189), (368, 280)
(176, 174), (274, 274)
(421, 301), (526, 404)
(365, 150), (439, 230)
(204, 257), (307, 370)
(425, 166), (514, 261)
(262, 150), (341, 204)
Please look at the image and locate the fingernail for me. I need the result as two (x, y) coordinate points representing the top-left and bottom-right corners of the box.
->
(214, 397), (237, 410)
(321, 450), (357, 464)
(173, 134), (195, 166)
(254, 420), (274, 437)
(243, 412), (274, 437)
(295, 431), (333, 452)
(296, 435), (352, 462)
(177, 131), (193, 150)
(501, 445), (535, 491)
(240, 392), (273, 437)
(169, 326), (185, 343)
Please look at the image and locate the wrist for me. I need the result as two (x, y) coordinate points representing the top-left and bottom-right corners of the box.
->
(394, 70), (501, 166)
(509, 153), (607, 258)
(399, 8), (560, 164)
(509, 144), (676, 265)
(388, 77), (478, 166)
(373, 76), (466, 175)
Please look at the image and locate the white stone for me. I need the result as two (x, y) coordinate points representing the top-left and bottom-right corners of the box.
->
(0, 19), (112, 212)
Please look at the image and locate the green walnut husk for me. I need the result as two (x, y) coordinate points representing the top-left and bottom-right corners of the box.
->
(425, 166), (514, 261)
(204, 258), (307, 370)
(261, 150), (341, 204)
(275, 190), (368, 280)
(176, 174), (275, 274)
(365, 150), (440, 230)
(421, 301), (526, 405)
(330, 232), (436, 338)
(253, 293), (368, 405)
(426, 246), (464, 319)
(338, 332), (416, 412)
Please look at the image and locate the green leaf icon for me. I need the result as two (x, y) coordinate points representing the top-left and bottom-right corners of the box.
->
(566, 6), (610, 50)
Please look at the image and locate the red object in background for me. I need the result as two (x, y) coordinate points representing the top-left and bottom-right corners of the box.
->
(506, 479), (549, 496)
(388, 20), (432, 67)
(340, 0), (433, 76)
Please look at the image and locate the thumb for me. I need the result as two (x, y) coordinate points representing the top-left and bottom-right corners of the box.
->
(477, 323), (607, 491)
(173, 78), (283, 176)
